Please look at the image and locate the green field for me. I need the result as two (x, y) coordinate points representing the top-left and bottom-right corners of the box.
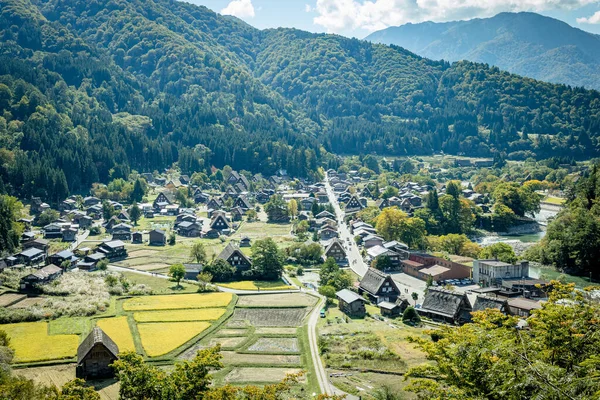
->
(218, 280), (294, 291)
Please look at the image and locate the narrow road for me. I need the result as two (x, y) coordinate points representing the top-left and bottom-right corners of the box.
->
(324, 174), (368, 278)
(307, 294), (332, 395)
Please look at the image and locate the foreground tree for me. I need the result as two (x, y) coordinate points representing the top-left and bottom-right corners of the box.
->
(319, 257), (352, 290)
(479, 242), (517, 264)
(0, 195), (24, 255)
(129, 202), (141, 226)
(406, 282), (600, 400)
(375, 207), (426, 249)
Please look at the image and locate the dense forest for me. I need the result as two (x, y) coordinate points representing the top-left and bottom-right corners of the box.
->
(1, 0), (600, 202)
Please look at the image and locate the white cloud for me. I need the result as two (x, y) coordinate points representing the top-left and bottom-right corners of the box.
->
(306, 4), (313, 12)
(313, 0), (597, 33)
(577, 10), (600, 23)
(221, 0), (255, 18)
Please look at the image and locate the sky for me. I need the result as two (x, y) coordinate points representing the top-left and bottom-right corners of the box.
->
(183, 0), (600, 38)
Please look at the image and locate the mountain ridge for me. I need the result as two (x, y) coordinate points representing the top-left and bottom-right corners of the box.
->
(365, 12), (600, 90)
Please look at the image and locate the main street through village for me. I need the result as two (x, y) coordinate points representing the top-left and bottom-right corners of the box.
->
(324, 174), (427, 305)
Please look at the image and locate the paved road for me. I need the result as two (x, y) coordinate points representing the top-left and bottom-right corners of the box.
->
(324, 174), (368, 278)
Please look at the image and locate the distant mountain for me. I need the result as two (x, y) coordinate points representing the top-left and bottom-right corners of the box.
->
(366, 12), (600, 90)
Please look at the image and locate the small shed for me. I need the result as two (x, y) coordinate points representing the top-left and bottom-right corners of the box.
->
(76, 327), (119, 380)
(336, 289), (366, 318)
(132, 232), (143, 244)
(240, 237), (251, 247)
(379, 297), (410, 318)
(149, 229), (166, 246)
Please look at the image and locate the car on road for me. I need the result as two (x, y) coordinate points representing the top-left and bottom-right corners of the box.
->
(320, 308), (326, 318)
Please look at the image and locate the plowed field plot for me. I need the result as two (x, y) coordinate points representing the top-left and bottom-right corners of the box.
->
(221, 352), (301, 366)
(224, 367), (303, 383)
(9, 297), (47, 308)
(248, 337), (299, 353)
(225, 320), (248, 329)
(255, 327), (298, 335)
(0, 293), (26, 307)
(237, 293), (316, 307)
(232, 308), (308, 327)
(217, 329), (249, 336)
(127, 249), (159, 258)
(207, 337), (246, 349)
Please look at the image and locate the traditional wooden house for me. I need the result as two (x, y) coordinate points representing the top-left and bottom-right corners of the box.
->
(318, 226), (339, 241)
(77, 253), (106, 271)
(207, 197), (224, 211)
(240, 237), (251, 247)
(43, 223), (62, 239)
(177, 222), (202, 237)
(15, 248), (46, 266)
(111, 223), (132, 241)
(210, 211), (231, 232)
(216, 243), (252, 272)
(419, 287), (473, 324)
(83, 196), (101, 207)
(231, 207), (244, 222)
(49, 250), (78, 268)
(21, 231), (35, 243)
(20, 264), (63, 291)
(362, 235), (384, 249)
(336, 289), (366, 318)
(323, 238), (346, 264)
(22, 238), (49, 254)
(153, 192), (174, 210)
(378, 297), (409, 318)
(97, 240), (127, 260)
(149, 229), (166, 246)
(366, 245), (402, 268)
(472, 296), (509, 314)
(234, 196), (251, 211)
(76, 327), (119, 379)
(358, 268), (401, 304)
(132, 231), (143, 244)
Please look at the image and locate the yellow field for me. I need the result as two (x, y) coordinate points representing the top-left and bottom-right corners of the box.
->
(219, 281), (294, 291)
(138, 322), (211, 357)
(96, 317), (136, 353)
(0, 322), (78, 363)
(134, 308), (226, 322)
(123, 293), (232, 311)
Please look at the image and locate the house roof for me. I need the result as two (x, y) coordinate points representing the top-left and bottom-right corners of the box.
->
(507, 298), (543, 311)
(19, 248), (44, 258)
(217, 243), (251, 264)
(473, 296), (507, 312)
(77, 327), (119, 363)
(336, 289), (365, 304)
(367, 245), (397, 259)
(150, 229), (166, 235)
(419, 265), (451, 277)
(359, 268), (396, 295)
(54, 250), (74, 259)
(324, 238), (345, 255)
(421, 288), (471, 318)
(378, 301), (400, 310)
(101, 240), (125, 249)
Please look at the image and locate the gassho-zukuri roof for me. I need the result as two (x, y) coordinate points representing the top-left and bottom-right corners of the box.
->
(336, 289), (365, 304)
(359, 268), (395, 295)
(77, 327), (119, 363)
(421, 287), (471, 318)
(217, 242), (251, 263)
(472, 295), (508, 312)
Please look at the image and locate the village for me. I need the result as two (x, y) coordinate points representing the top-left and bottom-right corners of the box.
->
(0, 155), (574, 398)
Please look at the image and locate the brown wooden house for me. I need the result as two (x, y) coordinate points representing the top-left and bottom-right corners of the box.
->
(336, 289), (366, 318)
(419, 287), (473, 324)
(358, 268), (401, 304)
(76, 327), (119, 379)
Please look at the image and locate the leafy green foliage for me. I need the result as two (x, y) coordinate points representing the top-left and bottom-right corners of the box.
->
(479, 243), (517, 264)
(203, 259), (236, 283)
(0, 195), (23, 255)
(250, 238), (285, 280)
(168, 263), (186, 286)
(319, 257), (352, 290)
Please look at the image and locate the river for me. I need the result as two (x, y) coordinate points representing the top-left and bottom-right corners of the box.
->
(477, 205), (559, 246)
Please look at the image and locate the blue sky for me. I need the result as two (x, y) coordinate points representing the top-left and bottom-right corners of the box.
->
(184, 0), (600, 38)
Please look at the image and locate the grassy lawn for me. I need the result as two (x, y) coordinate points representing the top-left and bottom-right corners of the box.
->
(135, 216), (176, 231)
(218, 280), (294, 291)
(542, 196), (566, 205)
(535, 266), (594, 288)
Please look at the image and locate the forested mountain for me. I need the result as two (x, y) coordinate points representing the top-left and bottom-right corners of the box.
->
(1, 0), (600, 203)
(365, 12), (600, 90)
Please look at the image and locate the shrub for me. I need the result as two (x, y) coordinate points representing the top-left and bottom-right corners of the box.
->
(402, 306), (421, 324)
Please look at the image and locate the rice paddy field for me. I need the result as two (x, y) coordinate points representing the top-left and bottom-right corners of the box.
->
(0, 322), (79, 363)
(123, 292), (232, 311)
(1, 292), (235, 364)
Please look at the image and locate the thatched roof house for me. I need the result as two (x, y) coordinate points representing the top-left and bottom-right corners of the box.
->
(419, 287), (472, 324)
(472, 295), (508, 314)
(358, 268), (400, 304)
(76, 327), (119, 379)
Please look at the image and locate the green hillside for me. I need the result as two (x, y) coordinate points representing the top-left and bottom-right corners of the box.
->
(1, 0), (600, 201)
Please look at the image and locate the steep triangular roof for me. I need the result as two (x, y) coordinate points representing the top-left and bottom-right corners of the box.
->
(77, 327), (119, 363)
(359, 268), (398, 295)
